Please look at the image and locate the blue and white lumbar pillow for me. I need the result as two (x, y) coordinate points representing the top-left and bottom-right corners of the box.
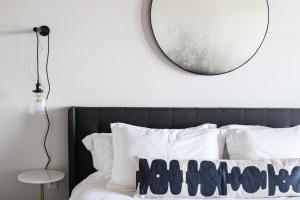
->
(135, 157), (300, 198)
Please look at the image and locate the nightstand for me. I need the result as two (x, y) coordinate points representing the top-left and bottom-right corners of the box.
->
(18, 169), (64, 200)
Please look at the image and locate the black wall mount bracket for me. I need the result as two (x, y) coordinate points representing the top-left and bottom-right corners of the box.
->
(33, 25), (50, 36)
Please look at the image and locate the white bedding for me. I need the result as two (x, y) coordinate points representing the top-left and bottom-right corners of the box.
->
(69, 172), (300, 200)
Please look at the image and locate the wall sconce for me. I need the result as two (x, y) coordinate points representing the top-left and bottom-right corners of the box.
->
(32, 25), (51, 169)
(32, 26), (50, 114)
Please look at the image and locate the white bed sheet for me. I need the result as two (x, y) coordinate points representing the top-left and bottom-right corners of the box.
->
(69, 172), (300, 200)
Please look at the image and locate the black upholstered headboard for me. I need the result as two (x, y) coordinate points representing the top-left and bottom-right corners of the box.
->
(68, 107), (300, 194)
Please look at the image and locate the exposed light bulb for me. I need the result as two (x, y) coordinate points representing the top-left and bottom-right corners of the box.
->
(32, 92), (45, 114)
(32, 83), (45, 114)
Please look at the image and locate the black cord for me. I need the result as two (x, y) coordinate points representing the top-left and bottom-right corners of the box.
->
(44, 106), (51, 170)
(35, 32), (40, 84)
(44, 34), (51, 170)
(46, 35), (51, 100)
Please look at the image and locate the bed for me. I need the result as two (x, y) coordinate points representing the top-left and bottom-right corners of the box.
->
(68, 107), (300, 199)
(69, 171), (300, 200)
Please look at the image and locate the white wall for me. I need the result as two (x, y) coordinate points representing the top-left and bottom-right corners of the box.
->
(0, 0), (300, 199)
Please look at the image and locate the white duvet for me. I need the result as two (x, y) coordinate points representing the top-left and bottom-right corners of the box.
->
(69, 172), (300, 200)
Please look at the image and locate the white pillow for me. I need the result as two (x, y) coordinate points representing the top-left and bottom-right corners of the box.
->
(108, 123), (222, 191)
(82, 133), (113, 173)
(220, 124), (269, 130)
(220, 124), (270, 159)
(226, 125), (300, 160)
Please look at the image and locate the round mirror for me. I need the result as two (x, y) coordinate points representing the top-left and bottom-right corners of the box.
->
(151, 0), (269, 75)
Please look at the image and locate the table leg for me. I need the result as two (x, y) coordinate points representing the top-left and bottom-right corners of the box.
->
(40, 184), (44, 200)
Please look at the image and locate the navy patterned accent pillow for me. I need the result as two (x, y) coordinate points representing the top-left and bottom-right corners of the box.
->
(135, 157), (300, 198)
